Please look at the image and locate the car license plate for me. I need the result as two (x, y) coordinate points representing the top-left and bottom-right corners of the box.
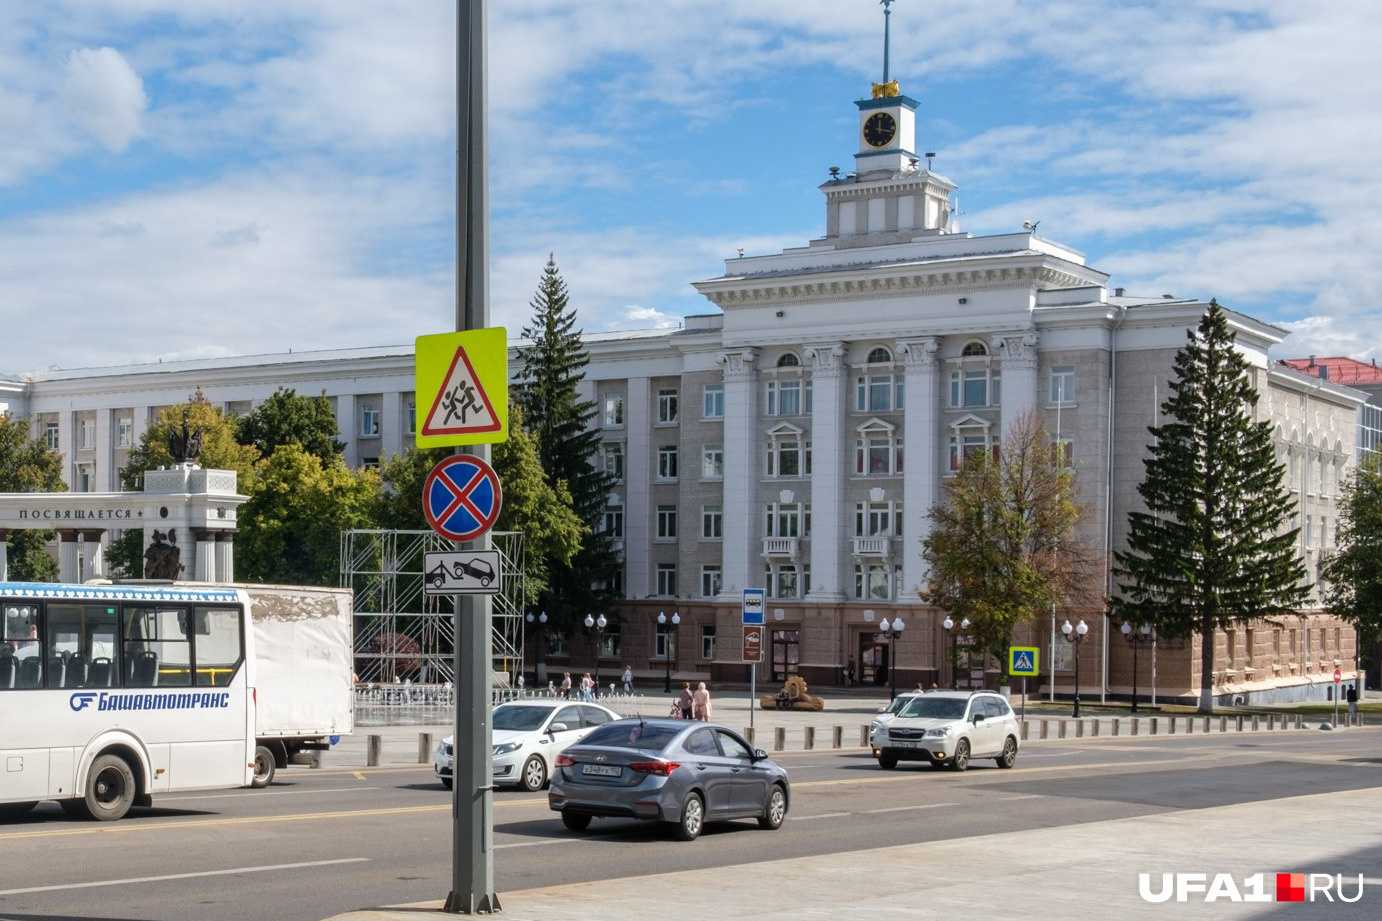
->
(891, 740), (920, 749)
(581, 764), (621, 777)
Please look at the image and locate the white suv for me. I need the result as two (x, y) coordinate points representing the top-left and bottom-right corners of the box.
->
(869, 690), (1020, 772)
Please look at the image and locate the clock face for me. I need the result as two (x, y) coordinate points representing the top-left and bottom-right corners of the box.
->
(863, 112), (897, 148)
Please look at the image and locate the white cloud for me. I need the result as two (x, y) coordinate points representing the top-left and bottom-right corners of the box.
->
(62, 47), (146, 152)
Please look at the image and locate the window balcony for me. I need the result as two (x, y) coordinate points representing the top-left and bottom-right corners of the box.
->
(851, 536), (892, 557)
(761, 537), (799, 558)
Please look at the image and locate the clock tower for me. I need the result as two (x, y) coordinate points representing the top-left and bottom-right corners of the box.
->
(855, 84), (919, 178)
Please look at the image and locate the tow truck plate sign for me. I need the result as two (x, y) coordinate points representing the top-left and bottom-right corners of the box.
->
(424, 550), (502, 595)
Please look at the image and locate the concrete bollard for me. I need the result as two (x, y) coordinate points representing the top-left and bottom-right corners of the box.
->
(310, 750), (323, 769)
(745, 726), (755, 744)
(804, 726), (816, 750)
(832, 726), (843, 748)
(1091, 719), (1100, 738)
(1267, 714), (1276, 730)
(418, 732), (433, 763)
(1112, 717), (1121, 736)
(859, 725), (869, 747)
(1218, 716), (1227, 733)
(1236, 715), (1245, 732)
(1040, 720), (1050, 739)
(774, 727), (786, 751)
(1168, 716), (1177, 734)
(1251, 715), (1260, 731)
(1058, 721), (1067, 739)
(367, 733), (382, 767)
(1150, 717), (1159, 735)
(1131, 717), (1139, 736)
(1021, 721), (1030, 740)
(1075, 719), (1084, 738)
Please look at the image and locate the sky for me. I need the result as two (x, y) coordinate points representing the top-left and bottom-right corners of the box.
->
(2, 0), (1380, 378)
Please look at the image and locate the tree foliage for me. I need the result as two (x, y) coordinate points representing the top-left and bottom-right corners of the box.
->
(512, 256), (619, 629)
(1113, 301), (1307, 712)
(920, 410), (1095, 671)
(1322, 452), (1382, 652)
(0, 412), (65, 581)
(234, 387), (343, 462)
(118, 388), (259, 490)
(235, 443), (381, 585)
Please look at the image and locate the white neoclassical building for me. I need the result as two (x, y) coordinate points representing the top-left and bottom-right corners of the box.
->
(1, 72), (1367, 705)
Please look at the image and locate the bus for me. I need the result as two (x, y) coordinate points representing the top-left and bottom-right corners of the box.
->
(0, 581), (257, 821)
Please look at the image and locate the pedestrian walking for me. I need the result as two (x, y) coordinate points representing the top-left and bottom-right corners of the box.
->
(1347, 684), (1359, 723)
(560, 671), (572, 699)
(693, 681), (713, 721)
(621, 665), (633, 695)
(676, 681), (695, 719)
(581, 672), (594, 701)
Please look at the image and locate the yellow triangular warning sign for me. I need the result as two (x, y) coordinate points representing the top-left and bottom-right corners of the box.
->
(420, 346), (502, 438)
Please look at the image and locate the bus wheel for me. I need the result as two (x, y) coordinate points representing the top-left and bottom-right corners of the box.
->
(252, 745), (277, 788)
(76, 754), (137, 821)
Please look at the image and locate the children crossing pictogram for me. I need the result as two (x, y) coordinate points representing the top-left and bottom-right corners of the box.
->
(414, 327), (508, 447)
(421, 346), (501, 438)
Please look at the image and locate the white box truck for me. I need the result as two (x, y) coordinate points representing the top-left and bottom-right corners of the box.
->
(242, 583), (354, 787)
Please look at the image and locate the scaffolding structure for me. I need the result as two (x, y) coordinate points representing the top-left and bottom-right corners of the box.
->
(340, 529), (525, 686)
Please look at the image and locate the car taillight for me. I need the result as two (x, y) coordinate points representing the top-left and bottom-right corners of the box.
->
(627, 761), (680, 776)
(555, 755), (576, 767)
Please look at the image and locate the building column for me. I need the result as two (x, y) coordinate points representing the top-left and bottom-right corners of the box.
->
(97, 410), (116, 491)
(998, 331), (1039, 437)
(335, 394), (359, 468)
(805, 342), (847, 601)
(215, 530), (237, 582)
(78, 529), (105, 580)
(193, 528), (216, 583)
(0, 529), (9, 581)
(717, 349), (759, 598)
(57, 529), (80, 582)
(899, 337), (941, 597)
(623, 377), (651, 599)
(382, 390), (405, 461)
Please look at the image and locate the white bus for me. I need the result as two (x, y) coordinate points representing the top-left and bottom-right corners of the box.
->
(0, 581), (256, 821)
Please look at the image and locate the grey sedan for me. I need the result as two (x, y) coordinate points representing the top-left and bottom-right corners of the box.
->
(547, 718), (790, 841)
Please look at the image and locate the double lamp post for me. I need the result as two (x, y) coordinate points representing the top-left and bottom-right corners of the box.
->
(657, 610), (680, 691)
(1061, 618), (1089, 717)
(584, 613), (607, 694)
(879, 616), (905, 700)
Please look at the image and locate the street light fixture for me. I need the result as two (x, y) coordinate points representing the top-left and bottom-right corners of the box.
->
(942, 615), (970, 689)
(657, 610), (680, 691)
(584, 613), (607, 697)
(1120, 620), (1152, 713)
(1061, 618), (1090, 718)
(524, 610), (548, 687)
(879, 616), (906, 700)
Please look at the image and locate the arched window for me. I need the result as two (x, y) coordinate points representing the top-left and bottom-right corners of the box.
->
(961, 341), (988, 357)
(776, 353), (800, 368)
(866, 347), (892, 364)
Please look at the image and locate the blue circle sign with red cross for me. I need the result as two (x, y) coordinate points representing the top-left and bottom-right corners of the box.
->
(423, 454), (503, 542)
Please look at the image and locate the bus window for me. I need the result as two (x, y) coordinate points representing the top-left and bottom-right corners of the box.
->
(46, 603), (120, 689)
(124, 605), (192, 688)
(193, 605), (243, 687)
(2, 603), (42, 690)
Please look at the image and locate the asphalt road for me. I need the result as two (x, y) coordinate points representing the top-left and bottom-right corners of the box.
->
(2, 729), (1379, 921)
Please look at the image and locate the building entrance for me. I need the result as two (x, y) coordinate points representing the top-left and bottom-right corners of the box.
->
(770, 629), (799, 682)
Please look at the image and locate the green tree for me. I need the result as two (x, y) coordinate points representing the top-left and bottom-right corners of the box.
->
(0, 412), (65, 581)
(512, 256), (619, 630)
(921, 410), (1094, 673)
(235, 388), (344, 462)
(1322, 452), (1382, 664)
(236, 444), (381, 585)
(1113, 300), (1308, 713)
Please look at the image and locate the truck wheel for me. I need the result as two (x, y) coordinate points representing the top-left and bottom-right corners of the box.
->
(252, 745), (277, 788)
(73, 754), (136, 821)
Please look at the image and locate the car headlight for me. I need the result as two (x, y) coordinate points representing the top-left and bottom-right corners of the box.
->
(925, 727), (953, 738)
(869, 719), (884, 731)
(493, 741), (523, 755)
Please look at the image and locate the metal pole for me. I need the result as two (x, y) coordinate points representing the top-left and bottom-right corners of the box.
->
(1131, 640), (1139, 713)
(1073, 638), (1082, 719)
(445, 0), (498, 913)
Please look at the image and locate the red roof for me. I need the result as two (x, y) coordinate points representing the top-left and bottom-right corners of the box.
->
(1281, 356), (1382, 385)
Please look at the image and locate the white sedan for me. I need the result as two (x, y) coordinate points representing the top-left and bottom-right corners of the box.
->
(434, 699), (619, 792)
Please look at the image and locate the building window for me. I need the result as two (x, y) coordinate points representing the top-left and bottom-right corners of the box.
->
(657, 445), (678, 480)
(866, 347), (893, 364)
(767, 436), (804, 477)
(657, 505), (678, 540)
(766, 564), (800, 599)
(547, 631), (569, 657)
(406, 402), (416, 435)
(766, 379), (804, 416)
(764, 502), (806, 538)
(76, 464), (93, 492)
(701, 443), (724, 479)
(855, 374), (901, 412)
(949, 422), (998, 470)
(777, 353), (800, 368)
(600, 623), (622, 659)
(657, 388), (680, 424)
(853, 563), (895, 600)
(854, 421), (901, 475)
(602, 507), (624, 541)
(603, 443), (624, 482)
(116, 417), (133, 448)
(949, 368), (1002, 408)
(361, 407), (380, 437)
(603, 393), (625, 427)
(703, 384), (724, 419)
(702, 505), (722, 540)
(44, 421), (59, 450)
(655, 564), (678, 597)
(855, 501), (901, 537)
(79, 419), (95, 449)
(1050, 366), (1076, 405)
(1053, 436), (1074, 467)
(701, 625), (717, 660)
(701, 565), (722, 598)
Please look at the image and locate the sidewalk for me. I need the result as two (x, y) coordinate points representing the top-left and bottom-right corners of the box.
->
(318, 690), (1382, 920)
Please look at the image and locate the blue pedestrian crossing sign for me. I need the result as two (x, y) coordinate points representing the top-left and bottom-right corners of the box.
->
(1009, 646), (1039, 676)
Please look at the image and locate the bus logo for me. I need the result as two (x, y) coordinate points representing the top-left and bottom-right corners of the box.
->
(70, 692), (98, 712)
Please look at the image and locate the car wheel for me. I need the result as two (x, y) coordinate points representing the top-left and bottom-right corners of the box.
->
(949, 739), (971, 772)
(995, 736), (1018, 769)
(561, 810), (591, 832)
(74, 754), (137, 821)
(674, 792), (705, 841)
(878, 753), (898, 770)
(758, 785), (787, 830)
(251, 745), (276, 788)
(439, 775), (453, 790)
(520, 755), (548, 792)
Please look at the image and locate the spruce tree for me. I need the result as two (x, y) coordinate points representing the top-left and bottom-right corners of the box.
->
(512, 256), (619, 633)
(1113, 300), (1308, 712)
(1322, 452), (1382, 663)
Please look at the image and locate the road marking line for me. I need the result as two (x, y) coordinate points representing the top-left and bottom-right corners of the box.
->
(0, 858), (369, 896)
(160, 787), (378, 802)
(788, 812), (850, 821)
(862, 803), (957, 814)
(496, 838), (567, 849)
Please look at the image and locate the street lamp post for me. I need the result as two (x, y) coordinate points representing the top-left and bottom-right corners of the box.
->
(584, 613), (607, 697)
(942, 616), (970, 689)
(524, 610), (548, 687)
(1120, 620), (1152, 713)
(657, 610), (680, 692)
(879, 616), (906, 700)
(1061, 618), (1089, 718)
